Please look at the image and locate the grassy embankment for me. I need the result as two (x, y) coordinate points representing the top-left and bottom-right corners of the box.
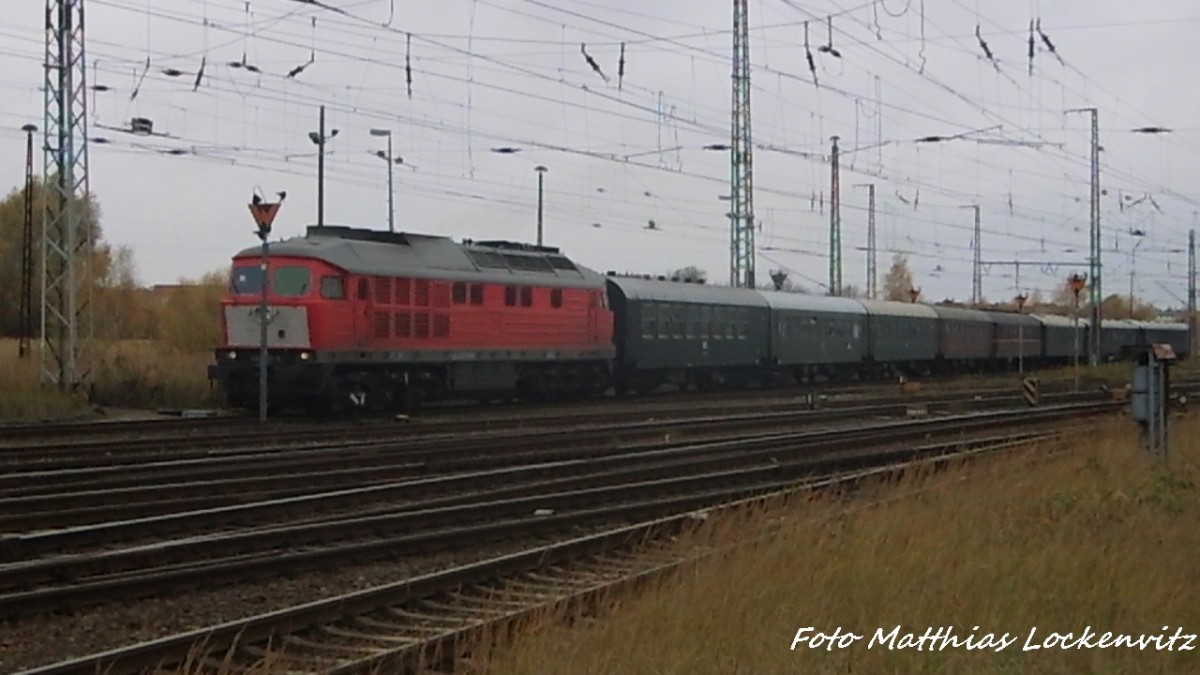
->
(0, 338), (216, 421)
(483, 415), (1200, 675)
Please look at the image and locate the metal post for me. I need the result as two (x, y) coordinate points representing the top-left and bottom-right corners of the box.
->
(1087, 110), (1101, 364)
(258, 238), (269, 423)
(1069, 273), (1086, 393)
(973, 206), (981, 306)
(829, 135), (841, 296)
(317, 105), (325, 227)
(1130, 237), (1143, 319)
(42, 0), (92, 390)
(866, 184), (876, 299)
(1073, 294), (1080, 390)
(729, 0), (755, 289)
(19, 124), (37, 359)
(386, 134), (394, 233)
(249, 194), (283, 424)
(1015, 293), (1028, 374)
(1189, 228), (1196, 357)
(535, 165), (548, 246)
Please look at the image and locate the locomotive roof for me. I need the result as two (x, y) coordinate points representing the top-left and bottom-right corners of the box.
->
(857, 299), (939, 319)
(234, 225), (605, 289)
(758, 291), (867, 315)
(604, 276), (769, 307)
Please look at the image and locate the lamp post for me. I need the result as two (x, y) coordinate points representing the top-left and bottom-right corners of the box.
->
(369, 128), (403, 233)
(308, 106), (339, 227)
(534, 165), (548, 247)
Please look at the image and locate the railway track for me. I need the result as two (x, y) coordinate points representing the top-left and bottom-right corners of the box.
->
(1, 383), (1125, 477)
(10, 411), (1091, 675)
(0, 372), (1134, 459)
(0, 402), (1113, 620)
(0, 388), (1121, 534)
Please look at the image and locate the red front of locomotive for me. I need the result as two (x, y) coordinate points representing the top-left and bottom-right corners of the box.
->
(209, 226), (616, 411)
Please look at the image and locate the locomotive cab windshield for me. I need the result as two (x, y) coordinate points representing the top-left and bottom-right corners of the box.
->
(230, 264), (312, 297)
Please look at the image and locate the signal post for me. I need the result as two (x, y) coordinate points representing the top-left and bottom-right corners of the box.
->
(249, 191), (284, 423)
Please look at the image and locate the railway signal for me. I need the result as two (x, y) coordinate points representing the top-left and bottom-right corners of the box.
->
(248, 190), (285, 423)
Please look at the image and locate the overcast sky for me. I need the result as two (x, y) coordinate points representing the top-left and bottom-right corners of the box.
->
(3, 0), (1200, 307)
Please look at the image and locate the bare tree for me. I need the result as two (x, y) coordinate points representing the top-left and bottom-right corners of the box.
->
(883, 253), (915, 301)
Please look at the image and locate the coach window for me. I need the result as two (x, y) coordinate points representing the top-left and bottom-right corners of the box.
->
(452, 282), (467, 305)
(520, 287), (533, 307)
(505, 286), (517, 307)
(470, 284), (484, 305)
(550, 288), (563, 308)
(320, 275), (345, 299)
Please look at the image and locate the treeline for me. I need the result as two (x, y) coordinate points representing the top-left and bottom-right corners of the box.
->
(0, 180), (226, 352)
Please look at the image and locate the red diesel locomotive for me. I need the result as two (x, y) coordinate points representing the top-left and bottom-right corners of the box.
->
(209, 225), (614, 410)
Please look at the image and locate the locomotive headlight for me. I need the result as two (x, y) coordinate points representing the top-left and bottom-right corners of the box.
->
(226, 351), (237, 360)
(299, 351), (312, 361)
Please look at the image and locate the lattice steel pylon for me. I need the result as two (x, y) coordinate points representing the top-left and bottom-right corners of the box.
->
(729, 0), (755, 288)
(42, 0), (93, 390)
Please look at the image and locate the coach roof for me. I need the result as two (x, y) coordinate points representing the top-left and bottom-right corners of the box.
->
(857, 299), (939, 319)
(233, 225), (605, 289)
(605, 276), (769, 307)
(759, 291), (867, 315)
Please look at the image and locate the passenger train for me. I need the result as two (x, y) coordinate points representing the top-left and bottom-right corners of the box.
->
(208, 226), (1190, 411)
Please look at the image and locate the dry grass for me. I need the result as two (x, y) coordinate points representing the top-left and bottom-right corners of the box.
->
(482, 417), (1200, 675)
(0, 338), (216, 421)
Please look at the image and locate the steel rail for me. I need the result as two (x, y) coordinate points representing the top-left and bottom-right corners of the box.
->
(10, 427), (1076, 675)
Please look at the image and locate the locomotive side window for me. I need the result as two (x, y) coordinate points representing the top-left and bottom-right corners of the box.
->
(320, 276), (345, 299)
(550, 288), (563, 308)
(452, 282), (467, 305)
(520, 287), (533, 307)
(470, 284), (484, 305)
(505, 286), (517, 307)
(357, 278), (369, 300)
(273, 266), (311, 297)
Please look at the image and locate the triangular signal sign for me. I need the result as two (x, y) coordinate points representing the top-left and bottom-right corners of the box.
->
(249, 202), (281, 234)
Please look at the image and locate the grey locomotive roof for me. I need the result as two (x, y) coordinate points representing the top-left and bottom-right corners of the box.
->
(930, 305), (992, 321)
(604, 276), (769, 307)
(856, 299), (939, 319)
(234, 225), (605, 289)
(1032, 314), (1090, 328)
(983, 310), (1040, 326)
(758, 291), (867, 315)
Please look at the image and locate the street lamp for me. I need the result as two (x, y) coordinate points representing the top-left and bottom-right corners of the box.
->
(308, 105), (339, 227)
(534, 165), (548, 247)
(369, 128), (403, 233)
